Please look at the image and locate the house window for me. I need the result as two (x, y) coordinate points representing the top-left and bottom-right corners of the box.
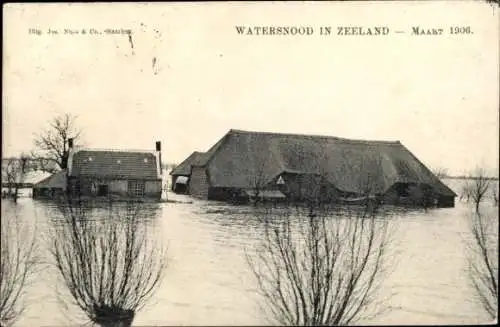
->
(128, 180), (145, 197)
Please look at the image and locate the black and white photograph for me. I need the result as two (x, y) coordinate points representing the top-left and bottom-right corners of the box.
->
(2, 1), (499, 326)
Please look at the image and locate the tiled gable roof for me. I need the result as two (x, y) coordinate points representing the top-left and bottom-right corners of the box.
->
(70, 150), (159, 180)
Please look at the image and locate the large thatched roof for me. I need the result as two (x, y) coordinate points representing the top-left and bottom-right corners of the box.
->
(170, 151), (207, 176)
(193, 129), (456, 197)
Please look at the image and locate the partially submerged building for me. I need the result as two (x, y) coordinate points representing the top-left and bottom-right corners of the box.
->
(2, 158), (51, 198)
(32, 170), (67, 198)
(65, 141), (163, 200)
(170, 151), (207, 194)
(173, 129), (456, 207)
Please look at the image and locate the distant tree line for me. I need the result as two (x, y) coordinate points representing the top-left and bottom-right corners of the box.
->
(459, 167), (499, 209)
(432, 166), (498, 181)
(162, 163), (178, 170)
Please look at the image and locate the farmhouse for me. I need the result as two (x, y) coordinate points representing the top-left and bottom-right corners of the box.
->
(173, 129), (456, 207)
(66, 140), (163, 200)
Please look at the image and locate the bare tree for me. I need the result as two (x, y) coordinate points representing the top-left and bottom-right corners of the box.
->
(491, 183), (498, 207)
(13, 156), (28, 203)
(464, 211), (498, 321)
(246, 201), (395, 326)
(432, 167), (449, 180)
(466, 168), (491, 213)
(1, 156), (28, 202)
(459, 183), (472, 203)
(0, 203), (38, 326)
(486, 0), (499, 7)
(31, 113), (83, 173)
(1, 159), (20, 198)
(165, 163), (178, 171)
(245, 152), (400, 326)
(49, 199), (167, 327)
(251, 157), (269, 206)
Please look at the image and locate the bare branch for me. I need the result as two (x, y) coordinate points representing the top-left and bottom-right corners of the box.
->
(251, 155), (271, 206)
(48, 198), (167, 327)
(464, 211), (499, 321)
(464, 167), (492, 213)
(1, 159), (26, 201)
(0, 202), (39, 326)
(432, 167), (449, 180)
(31, 113), (84, 172)
(246, 202), (396, 326)
(491, 183), (498, 207)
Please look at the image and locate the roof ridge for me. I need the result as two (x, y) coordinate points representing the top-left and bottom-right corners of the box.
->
(228, 129), (401, 145)
(73, 148), (157, 154)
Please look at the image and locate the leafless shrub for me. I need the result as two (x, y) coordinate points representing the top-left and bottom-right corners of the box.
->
(464, 211), (498, 321)
(0, 203), (38, 326)
(246, 201), (396, 326)
(466, 168), (491, 213)
(491, 183), (498, 207)
(248, 155), (274, 206)
(49, 199), (167, 327)
(1, 159), (19, 199)
(459, 183), (472, 203)
(1, 156), (29, 201)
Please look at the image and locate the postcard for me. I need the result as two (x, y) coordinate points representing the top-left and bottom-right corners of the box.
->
(2, 1), (498, 326)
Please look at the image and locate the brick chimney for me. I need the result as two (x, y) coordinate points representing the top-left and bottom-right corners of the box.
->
(156, 141), (162, 175)
(66, 138), (74, 174)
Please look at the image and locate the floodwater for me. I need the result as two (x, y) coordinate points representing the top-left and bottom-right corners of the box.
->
(2, 178), (498, 326)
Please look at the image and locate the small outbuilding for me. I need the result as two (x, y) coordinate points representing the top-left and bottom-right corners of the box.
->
(170, 151), (207, 194)
(32, 170), (67, 199)
(173, 175), (189, 194)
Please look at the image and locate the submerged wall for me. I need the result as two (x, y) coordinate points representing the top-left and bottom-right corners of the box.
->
(67, 177), (162, 199)
(189, 167), (210, 199)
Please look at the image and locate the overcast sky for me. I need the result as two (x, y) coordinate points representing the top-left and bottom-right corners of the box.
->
(3, 2), (499, 176)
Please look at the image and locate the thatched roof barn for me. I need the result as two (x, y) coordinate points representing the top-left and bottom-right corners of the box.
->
(175, 129), (456, 207)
